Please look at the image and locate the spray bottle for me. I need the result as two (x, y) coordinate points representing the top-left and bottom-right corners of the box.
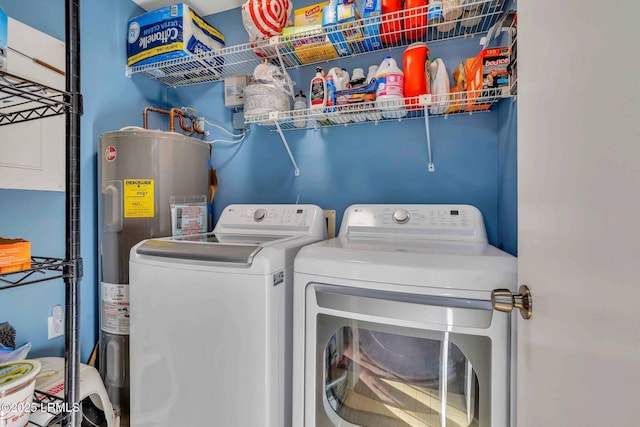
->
(325, 75), (337, 113)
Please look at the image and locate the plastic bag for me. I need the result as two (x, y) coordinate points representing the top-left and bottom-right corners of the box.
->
(430, 57), (451, 115)
(244, 62), (294, 118)
(241, 0), (292, 42)
(0, 342), (32, 364)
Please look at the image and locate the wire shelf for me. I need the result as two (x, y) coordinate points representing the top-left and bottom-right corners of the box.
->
(0, 71), (70, 126)
(27, 390), (71, 427)
(0, 257), (69, 290)
(245, 87), (509, 130)
(126, 0), (505, 87)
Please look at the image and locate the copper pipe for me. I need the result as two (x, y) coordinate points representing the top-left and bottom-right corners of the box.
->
(170, 108), (205, 135)
(142, 106), (204, 135)
(143, 106), (174, 131)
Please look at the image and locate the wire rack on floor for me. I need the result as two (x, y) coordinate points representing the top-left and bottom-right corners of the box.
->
(27, 390), (71, 427)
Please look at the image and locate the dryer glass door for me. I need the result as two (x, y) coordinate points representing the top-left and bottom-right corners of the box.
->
(322, 321), (490, 427)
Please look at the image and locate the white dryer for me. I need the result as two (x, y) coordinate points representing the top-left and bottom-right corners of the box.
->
(293, 204), (518, 427)
(129, 204), (327, 427)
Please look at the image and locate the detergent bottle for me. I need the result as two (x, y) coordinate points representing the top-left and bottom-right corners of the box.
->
(403, 42), (431, 110)
(430, 58), (451, 115)
(381, 0), (403, 45)
(404, 0), (428, 41)
(375, 56), (407, 119)
(328, 67), (350, 91)
(309, 67), (327, 114)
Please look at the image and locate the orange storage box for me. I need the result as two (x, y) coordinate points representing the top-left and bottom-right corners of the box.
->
(0, 238), (31, 274)
(466, 47), (510, 112)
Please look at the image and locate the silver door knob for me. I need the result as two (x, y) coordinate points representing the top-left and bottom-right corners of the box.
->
(491, 285), (533, 320)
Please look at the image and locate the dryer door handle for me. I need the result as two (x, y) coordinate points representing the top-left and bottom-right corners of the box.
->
(492, 285), (533, 320)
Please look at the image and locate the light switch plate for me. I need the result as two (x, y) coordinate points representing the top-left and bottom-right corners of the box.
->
(48, 305), (63, 339)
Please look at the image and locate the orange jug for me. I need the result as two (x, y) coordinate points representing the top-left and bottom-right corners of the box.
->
(381, 0), (403, 45)
(404, 0), (428, 41)
(403, 42), (430, 110)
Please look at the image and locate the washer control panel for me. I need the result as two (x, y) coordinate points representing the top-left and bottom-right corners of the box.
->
(342, 204), (487, 242)
(215, 204), (327, 237)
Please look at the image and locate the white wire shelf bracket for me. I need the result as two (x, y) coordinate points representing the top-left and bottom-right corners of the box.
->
(126, 0), (506, 87)
(245, 88), (509, 130)
(247, 87), (509, 176)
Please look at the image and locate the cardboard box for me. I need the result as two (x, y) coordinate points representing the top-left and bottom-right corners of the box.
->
(467, 47), (510, 111)
(294, 2), (329, 26)
(281, 25), (338, 64)
(359, 0), (383, 52)
(126, 3), (225, 68)
(0, 7), (7, 71)
(0, 238), (31, 274)
(337, 3), (365, 50)
(322, 3), (352, 56)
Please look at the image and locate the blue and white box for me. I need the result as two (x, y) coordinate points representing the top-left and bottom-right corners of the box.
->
(359, 0), (382, 52)
(127, 3), (224, 68)
(322, 4), (352, 56)
(0, 6), (7, 71)
(362, 0), (383, 51)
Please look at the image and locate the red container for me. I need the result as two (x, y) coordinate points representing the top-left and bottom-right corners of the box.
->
(404, 0), (428, 41)
(403, 42), (430, 109)
(381, 0), (403, 45)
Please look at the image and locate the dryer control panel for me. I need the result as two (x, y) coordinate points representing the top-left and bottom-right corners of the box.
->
(340, 204), (488, 243)
(215, 204), (327, 237)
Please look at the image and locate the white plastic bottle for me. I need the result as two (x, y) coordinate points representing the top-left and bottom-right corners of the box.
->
(293, 90), (307, 128)
(366, 65), (379, 85)
(375, 56), (407, 119)
(366, 65), (382, 121)
(327, 67), (350, 123)
(349, 68), (367, 123)
(327, 67), (350, 91)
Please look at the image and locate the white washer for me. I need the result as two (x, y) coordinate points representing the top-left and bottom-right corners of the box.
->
(293, 204), (517, 427)
(129, 204), (327, 427)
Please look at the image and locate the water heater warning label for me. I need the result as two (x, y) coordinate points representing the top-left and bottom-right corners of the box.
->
(101, 282), (129, 335)
(124, 179), (154, 218)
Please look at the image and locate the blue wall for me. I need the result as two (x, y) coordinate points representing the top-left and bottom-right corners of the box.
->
(0, 0), (518, 361)
(175, 5), (509, 245)
(497, 99), (518, 256)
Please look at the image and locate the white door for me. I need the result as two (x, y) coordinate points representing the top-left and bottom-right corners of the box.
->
(518, 1), (640, 426)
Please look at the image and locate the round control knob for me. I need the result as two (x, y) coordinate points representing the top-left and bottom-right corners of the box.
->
(392, 209), (410, 224)
(253, 209), (267, 222)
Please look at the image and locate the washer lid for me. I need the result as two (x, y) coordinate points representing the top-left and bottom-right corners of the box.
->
(135, 237), (269, 264)
(0, 360), (41, 395)
(173, 233), (292, 245)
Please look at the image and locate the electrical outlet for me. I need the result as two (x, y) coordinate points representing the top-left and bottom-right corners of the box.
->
(232, 110), (246, 131)
(48, 305), (63, 339)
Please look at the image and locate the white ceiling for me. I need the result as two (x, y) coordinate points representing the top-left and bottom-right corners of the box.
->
(131, 0), (245, 16)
